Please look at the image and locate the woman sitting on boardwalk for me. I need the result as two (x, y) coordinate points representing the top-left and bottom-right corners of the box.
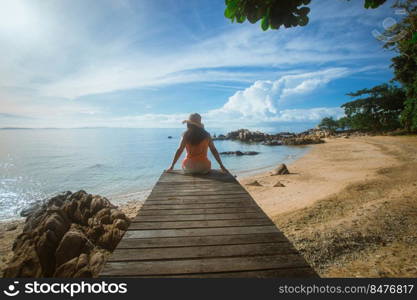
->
(167, 113), (228, 174)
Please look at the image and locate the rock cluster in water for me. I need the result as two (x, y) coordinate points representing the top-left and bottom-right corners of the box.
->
(220, 151), (259, 156)
(3, 190), (130, 278)
(213, 128), (330, 145)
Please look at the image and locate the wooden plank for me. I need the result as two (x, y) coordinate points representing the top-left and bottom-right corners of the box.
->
(146, 194), (253, 201)
(153, 185), (240, 190)
(156, 180), (236, 185)
(100, 254), (310, 276)
(117, 233), (288, 249)
(128, 267), (319, 278)
(159, 170), (235, 178)
(137, 207), (262, 216)
(124, 225), (279, 238)
(156, 178), (237, 182)
(128, 219), (272, 230)
(150, 186), (247, 192)
(159, 173), (236, 182)
(154, 182), (241, 189)
(131, 212), (266, 222)
(154, 182), (240, 187)
(141, 203), (256, 210)
(108, 242), (297, 262)
(148, 192), (249, 198)
(145, 199), (251, 205)
(149, 191), (249, 197)
(150, 190), (247, 195)
(153, 184), (245, 190)
(157, 177), (236, 184)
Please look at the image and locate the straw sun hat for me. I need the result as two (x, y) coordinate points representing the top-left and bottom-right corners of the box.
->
(182, 113), (204, 128)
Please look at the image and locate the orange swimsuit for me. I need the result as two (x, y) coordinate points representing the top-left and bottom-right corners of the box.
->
(182, 138), (211, 174)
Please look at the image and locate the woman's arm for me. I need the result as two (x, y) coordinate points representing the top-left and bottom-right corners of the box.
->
(208, 137), (229, 173)
(167, 138), (186, 172)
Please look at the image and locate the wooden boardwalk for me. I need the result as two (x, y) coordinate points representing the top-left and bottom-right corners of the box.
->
(100, 170), (318, 278)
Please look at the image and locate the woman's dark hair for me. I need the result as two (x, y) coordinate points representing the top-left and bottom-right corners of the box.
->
(183, 123), (209, 145)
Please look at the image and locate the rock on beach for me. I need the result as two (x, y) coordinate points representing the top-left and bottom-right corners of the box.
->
(3, 190), (130, 278)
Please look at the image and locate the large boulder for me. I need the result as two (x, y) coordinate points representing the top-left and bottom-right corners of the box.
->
(271, 164), (290, 175)
(55, 226), (94, 267)
(282, 136), (324, 145)
(2, 244), (42, 278)
(213, 129), (326, 145)
(54, 253), (90, 278)
(225, 129), (269, 142)
(3, 191), (130, 278)
(263, 140), (282, 146)
(20, 202), (42, 217)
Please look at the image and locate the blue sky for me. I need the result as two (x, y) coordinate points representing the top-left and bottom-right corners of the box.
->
(0, 0), (402, 130)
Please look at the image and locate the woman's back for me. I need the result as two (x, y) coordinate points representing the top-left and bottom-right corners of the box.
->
(185, 138), (209, 160)
(182, 136), (211, 174)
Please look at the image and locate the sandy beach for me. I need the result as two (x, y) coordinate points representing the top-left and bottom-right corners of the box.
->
(240, 135), (417, 277)
(1, 135), (416, 277)
(239, 136), (399, 216)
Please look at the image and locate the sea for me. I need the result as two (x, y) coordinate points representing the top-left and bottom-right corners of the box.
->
(0, 128), (311, 221)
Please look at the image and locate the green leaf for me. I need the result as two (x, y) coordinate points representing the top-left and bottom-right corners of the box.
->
(290, 15), (299, 27)
(261, 16), (269, 31)
(298, 7), (310, 16)
(411, 32), (417, 44)
(364, 0), (387, 9)
(226, 0), (238, 10)
(298, 15), (309, 26)
(237, 14), (246, 23)
(245, 2), (262, 24)
(224, 7), (234, 19)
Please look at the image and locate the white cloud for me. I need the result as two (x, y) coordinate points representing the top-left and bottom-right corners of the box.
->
(209, 68), (350, 119)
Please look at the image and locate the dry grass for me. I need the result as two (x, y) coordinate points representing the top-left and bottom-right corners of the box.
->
(273, 136), (417, 277)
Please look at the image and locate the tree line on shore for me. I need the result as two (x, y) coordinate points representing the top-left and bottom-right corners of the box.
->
(318, 83), (407, 132)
